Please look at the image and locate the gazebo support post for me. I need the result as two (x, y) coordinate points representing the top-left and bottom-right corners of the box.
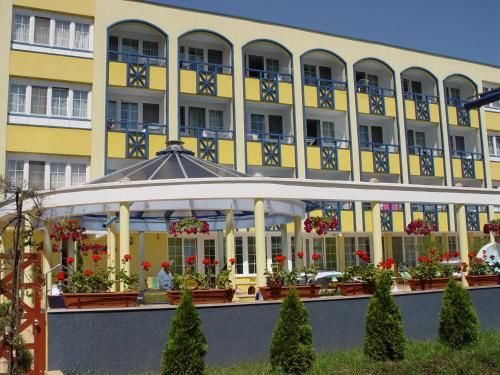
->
(119, 202), (130, 292)
(254, 198), (267, 289)
(280, 224), (289, 270)
(456, 203), (469, 286)
(138, 231), (145, 301)
(294, 216), (303, 271)
(106, 215), (117, 291)
(225, 210), (236, 287)
(371, 201), (383, 266)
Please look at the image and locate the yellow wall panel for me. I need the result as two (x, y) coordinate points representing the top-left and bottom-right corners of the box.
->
(246, 141), (262, 165)
(357, 93), (370, 114)
(452, 158), (462, 178)
(278, 82), (293, 105)
(384, 97), (396, 117)
(334, 90), (348, 111)
(389, 153), (400, 174)
(245, 78), (261, 101)
(306, 146), (321, 169)
(429, 103), (440, 123)
(491, 161), (500, 181)
(10, 50), (93, 83)
(405, 100), (416, 120)
(148, 134), (167, 159)
(474, 160), (484, 180)
(364, 211), (372, 232)
(448, 106), (457, 126)
(180, 136), (198, 155)
(434, 156), (445, 177)
(218, 139), (235, 165)
(340, 211), (355, 232)
(107, 132), (126, 158)
(149, 66), (167, 91)
(108, 61), (126, 87)
(217, 74), (233, 98)
(180, 69), (197, 94)
(409, 154), (420, 175)
(13, 0), (94, 17)
(281, 144), (295, 168)
(6, 125), (91, 156)
(392, 212), (405, 232)
(470, 109), (479, 129)
(413, 212), (424, 221)
(361, 150), (374, 173)
(337, 148), (351, 171)
(438, 212), (449, 232)
(303, 85), (317, 107)
(485, 111), (500, 132)
(479, 212), (488, 231)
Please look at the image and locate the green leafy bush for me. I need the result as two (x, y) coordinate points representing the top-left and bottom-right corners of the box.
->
(438, 278), (479, 349)
(161, 289), (207, 375)
(364, 270), (405, 361)
(270, 287), (315, 374)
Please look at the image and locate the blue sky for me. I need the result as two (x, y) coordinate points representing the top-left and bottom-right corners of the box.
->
(147, 0), (500, 66)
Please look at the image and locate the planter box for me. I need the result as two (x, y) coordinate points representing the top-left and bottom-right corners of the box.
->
(63, 292), (139, 309)
(466, 274), (500, 287)
(259, 285), (321, 301)
(167, 288), (235, 305)
(338, 282), (375, 296)
(408, 277), (450, 291)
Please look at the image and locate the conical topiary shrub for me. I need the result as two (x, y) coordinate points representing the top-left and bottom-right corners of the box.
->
(270, 287), (315, 374)
(364, 271), (405, 361)
(161, 289), (207, 375)
(438, 278), (479, 349)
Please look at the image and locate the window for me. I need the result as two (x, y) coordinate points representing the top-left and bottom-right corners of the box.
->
(303, 64), (316, 85)
(319, 66), (332, 80)
(250, 114), (265, 133)
(31, 86), (47, 115)
(322, 121), (335, 139)
(248, 237), (256, 274)
(268, 115), (283, 135)
(270, 237), (282, 265)
(356, 71), (366, 85)
(122, 38), (139, 62)
(34, 17), (50, 45)
(72, 90), (88, 118)
(188, 107), (205, 128)
(448, 236), (457, 253)
(306, 119), (319, 139)
(188, 47), (203, 62)
(13, 15), (30, 42)
(179, 106), (185, 127)
(266, 58), (279, 73)
(71, 164), (86, 185)
(51, 88), (69, 116)
(344, 237), (356, 266)
(54, 20), (70, 48)
(484, 87), (500, 109)
(107, 101), (117, 122)
(407, 130), (426, 152)
(359, 125), (369, 148)
(209, 110), (223, 130)
(208, 49), (223, 73)
(143, 103), (160, 125)
(50, 162), (66, 189)
(324, 237), (337, 270)
(168, 238), (183, 275)
(368, 74), (379, 88)
(74, 23), (90, 50)
(235, 237), (244, 275)
(488, 135), (500, 157)
(7, 160), (24, 186)
(371, 126), (384, 145)
(248, 55), (264, 77)
(403, 79), (422, 94)
(9, 84), (26, 113)
(450, 135), (465, 153)
(121, 102), (138, 128)
(28, 161), (45, 189)
(143, 41), (158, 57)
(403, 237), (417, 267)
(447, 87), (461, 101)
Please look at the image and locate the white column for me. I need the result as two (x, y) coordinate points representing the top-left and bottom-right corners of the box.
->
(138, 231), (145, 292)
(371, 201), (383, 266)
(106, 215), (116, 291)
(225, 210), (236, 285)
(280, 224), (289, 270)
(293, 216), (303, 271)
(456, 203), (469, 286)
(119, 202), (130, 291)
(254, 198), (266, 288)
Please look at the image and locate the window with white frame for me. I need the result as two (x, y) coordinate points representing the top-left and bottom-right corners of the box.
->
(270, 236), (282, 265)
(209, 110), (223, 130)
(488, 134), (500, 157)
(8, 84), (26, 113)
(6, 160), (24, 186)
(72, 91), (88, 118)
(50, 162), (66, 190)
(28, 161), (45, 189)
(250, 114), (265, 133)
(51, 88), (69, 116)
(30, 86), (48, 115)
(344, 236), (371, 266)
(71, 164), (87, 186)
(484, 86), (500, 109)
(248, 237), (256, 274)
(12, 10), (93, 53)
(235, 237), (244, 275)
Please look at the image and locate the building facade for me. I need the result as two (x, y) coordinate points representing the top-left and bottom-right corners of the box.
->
(1, 0), (500, 290)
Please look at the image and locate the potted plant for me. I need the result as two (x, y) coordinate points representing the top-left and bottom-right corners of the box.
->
(166, 256), (235, 304)
(338, 250), (377, 296)
(304, 216), (338, 235)
(408, 250), (459, 291)
(483, 219), (500, 237)
(464, 250), (500, 286)
(169, 217), (209, 237)
(405, 219), (437, 236)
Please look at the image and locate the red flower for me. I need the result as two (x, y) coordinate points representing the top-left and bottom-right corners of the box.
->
(468, 251), (477, 259)
(312, 253), (322, 260)
(161, 261), (170, 268)
(202, 257), (211, 266)
(186, 255), (196, 265)
(122, 254), (132, 263)
(355, 250), (370, 263)
(67, 257), (74, 264)
(141, 261), (151, 271)
(228, 258), (236, 265)
(274, 255), (287, 266)
(453, 251), (459, 258)
(437, 255), (444, 262)
(297, 251), (304, 258)
(91, 254), (102, 262)
(213, 260), (219, 265)
(461, 262), (468, 272)
(57, 271), (65, 281)
(378, 258), (394, 270)
(83, 269), (93, 277)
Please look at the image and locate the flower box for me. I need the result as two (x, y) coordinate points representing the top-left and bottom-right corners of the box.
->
(62, 292), (139, 309)
(408, 277), (450, 291)
(166, 288), (235, 305)
(466, 274), (500, 287)
(338, 282), (375, 296)
(259, 285), (321, 301)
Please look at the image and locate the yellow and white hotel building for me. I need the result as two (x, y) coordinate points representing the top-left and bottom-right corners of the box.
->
(1, 0), (500, 291)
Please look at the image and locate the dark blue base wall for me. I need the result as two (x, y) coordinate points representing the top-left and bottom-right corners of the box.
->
(47, 287), (500, 373)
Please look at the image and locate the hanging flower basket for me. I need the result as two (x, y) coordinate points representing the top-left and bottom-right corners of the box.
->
(304, 217), (338, 235)
(405, 219), (436, 236)
(483, 219), (500, 236)
(50, 219), (88, 252)
(169, 217), (209, 237)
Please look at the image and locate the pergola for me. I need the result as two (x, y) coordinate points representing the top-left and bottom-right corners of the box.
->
(1, 141), (500, 288)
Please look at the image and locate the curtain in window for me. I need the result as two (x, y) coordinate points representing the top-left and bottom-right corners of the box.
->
(54, 20), (70, 48)
(75, 23), (90, 50)
(72, 90), (88, 118)
(34, 17), (50, 45)
(13, 15), (30, 42)
(51, 88), (69, 116)
(31, 86), (47, 115)
(9, 84), (26, 113)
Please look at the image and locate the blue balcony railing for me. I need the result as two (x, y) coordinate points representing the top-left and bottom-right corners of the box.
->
(411, 204), (447, 231)
(446, 97), (471, 126)
(304, 78), (347, 109)
(107, 120), (166, 134)
(107, 51), (167, 67)
(408, 145), (443, 176)
(245, 68), (293, 102)
(356, 84), (395, 115)
(306, 137), (350, 170)
(451, 150), (482, 179)
(180, 60), (232, 96)
(246, 131), (295, 167)
(360, 141), (399, 174)
(363, 202), (404, 232)
(180, 126), (234, 163)
(179, 60), (232, 75)
(404, 92), (439, 121)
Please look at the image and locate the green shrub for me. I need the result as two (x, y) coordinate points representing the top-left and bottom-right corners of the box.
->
(364, 270), (405, 361)
(161, 289), (207, 375)
(438, 278), (479, 349)
(270, 287), (315, 374)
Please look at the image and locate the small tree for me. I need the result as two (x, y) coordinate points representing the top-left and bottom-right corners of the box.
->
(438, 278), (479, 349)
(161, 289), (207, 375)
(364, 271), (405, 361)
(270, 287), (315, 374)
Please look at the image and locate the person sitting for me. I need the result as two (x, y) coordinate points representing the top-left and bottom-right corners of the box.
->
(157, 261), (173, 290)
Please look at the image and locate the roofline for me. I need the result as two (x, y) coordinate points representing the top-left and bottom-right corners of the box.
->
(131, 0), (500, 70)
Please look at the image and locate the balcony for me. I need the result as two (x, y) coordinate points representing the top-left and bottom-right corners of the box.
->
(179, 60), (233, 98)
(306, 137), (351, 173)
(246, 132), (295, 169)
(465, 206), (488, 232)
(245, 69), (293, 105)
(106, 121), (167, 159)
(411, 204), (449, 232)
(107, 51), (167, 91)
(446, 98), (479, 128)
(180, 126), (235, 166)
(363, 203), (405, 232)
(356, 85), (396, 117)
(303, 78), (347, 111)
(404, 93), (440, 123)
(309, 202), (355, 232)
(451, 151), (484, 180)
(360, 142), (400, 175)
(408, 146), (445, 178)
